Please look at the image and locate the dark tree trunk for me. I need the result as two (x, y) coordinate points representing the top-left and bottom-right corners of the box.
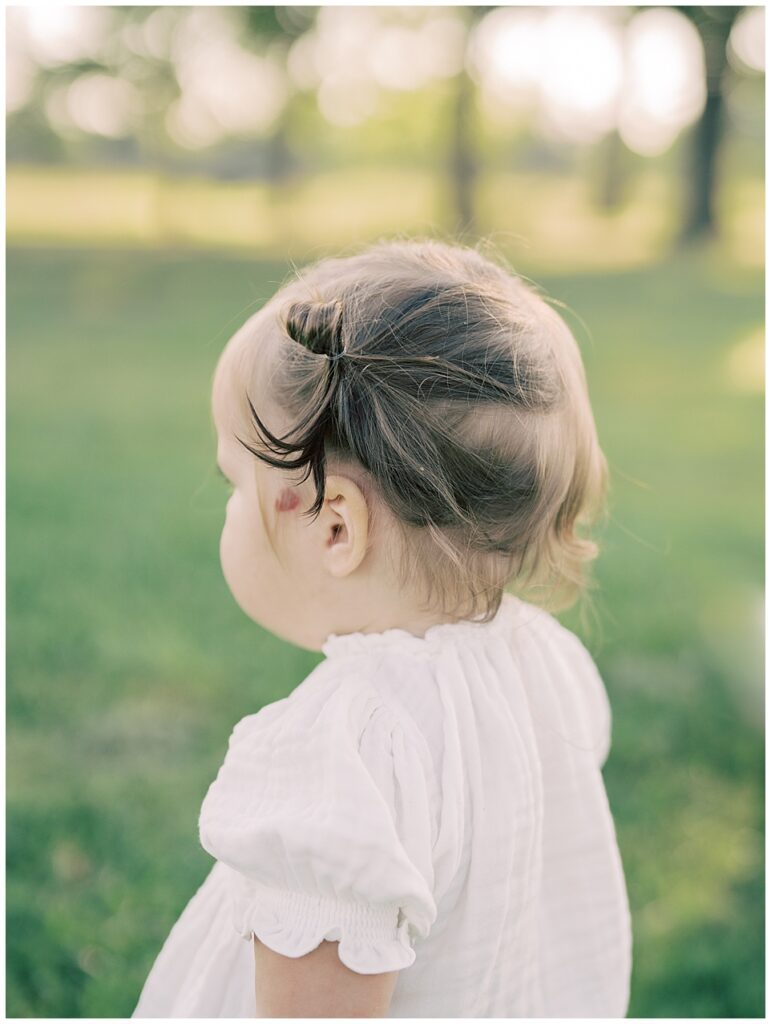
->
(682, 88), (724, 241)
(450, 66), (477, 236)
(265, 116), (294, 184)
(448, 6), (489, 237)
(678, 6), (742, 245)
(594, 129), (629, 211)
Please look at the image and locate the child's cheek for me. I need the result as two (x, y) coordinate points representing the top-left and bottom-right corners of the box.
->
(275, 487), (299, 513)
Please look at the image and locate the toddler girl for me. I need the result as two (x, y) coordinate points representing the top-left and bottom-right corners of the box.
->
(133, 238), (632, 1017)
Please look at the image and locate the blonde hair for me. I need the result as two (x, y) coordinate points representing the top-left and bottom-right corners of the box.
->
(227, 238), (607, 621)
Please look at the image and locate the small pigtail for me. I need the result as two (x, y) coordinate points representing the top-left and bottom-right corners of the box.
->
(238, 298), (347, 520)
(285, 298), (345, 359)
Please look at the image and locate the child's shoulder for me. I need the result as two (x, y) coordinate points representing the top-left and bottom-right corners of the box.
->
(508, 597), (612, 768)
(207, 652), (432, 815)
(256, 651), (419, 735)
(507, 594), (599, 665)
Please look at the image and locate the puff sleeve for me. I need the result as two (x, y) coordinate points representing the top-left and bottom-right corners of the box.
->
(553, 623), (612, 769)
(197, 673), (438, 974)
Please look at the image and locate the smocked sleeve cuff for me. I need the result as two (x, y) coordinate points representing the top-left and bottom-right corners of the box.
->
(234, 877), (416, 974)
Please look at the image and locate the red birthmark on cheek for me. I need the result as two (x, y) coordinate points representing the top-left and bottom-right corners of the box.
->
(275, 487), (300, 513)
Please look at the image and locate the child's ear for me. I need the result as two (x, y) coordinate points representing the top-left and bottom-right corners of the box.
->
(321, 474), (369, 578)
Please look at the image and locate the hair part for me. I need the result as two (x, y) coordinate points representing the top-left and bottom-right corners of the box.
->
(227, 238), (607, 622)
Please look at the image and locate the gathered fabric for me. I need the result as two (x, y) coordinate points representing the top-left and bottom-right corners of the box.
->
(133, 593), (632, 1018)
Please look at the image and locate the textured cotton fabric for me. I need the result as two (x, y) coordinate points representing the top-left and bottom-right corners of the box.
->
(133, 593), (632, 1018)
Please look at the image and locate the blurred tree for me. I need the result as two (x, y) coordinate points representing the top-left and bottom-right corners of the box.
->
(591, 8), (636, 214)
(450, 54), (475, 233)
(450, 6), (489, 236)
(8, 0), (763, 253)
(592, 129), (633, 212)
(676, 5), (744, 243)
(243, 5), (316, 183)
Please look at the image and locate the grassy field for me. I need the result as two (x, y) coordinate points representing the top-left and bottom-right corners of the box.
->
(7, 244), (763, 1017)
(6, 164), (764, 274)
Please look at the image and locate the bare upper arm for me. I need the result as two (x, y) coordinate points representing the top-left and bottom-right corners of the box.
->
(253, 936), (398, 1018)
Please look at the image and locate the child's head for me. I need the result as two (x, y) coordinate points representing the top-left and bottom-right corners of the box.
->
(212, 239), (606, 650)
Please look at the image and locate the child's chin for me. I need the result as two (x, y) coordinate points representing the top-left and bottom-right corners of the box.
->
(227, 589), (323, 653)
(256, 616), (325, 653)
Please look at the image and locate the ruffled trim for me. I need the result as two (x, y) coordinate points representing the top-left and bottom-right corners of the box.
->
(232, 876), (416, 975)
(322, 591), (520, 659)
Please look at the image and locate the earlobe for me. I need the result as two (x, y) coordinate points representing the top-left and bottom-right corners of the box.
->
(323, 474), (369, 578)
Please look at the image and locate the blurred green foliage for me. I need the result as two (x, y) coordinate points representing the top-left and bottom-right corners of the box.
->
(7, 239), (763, 1017)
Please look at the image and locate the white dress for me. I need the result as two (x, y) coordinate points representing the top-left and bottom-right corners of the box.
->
(133, 593), (632, 1018)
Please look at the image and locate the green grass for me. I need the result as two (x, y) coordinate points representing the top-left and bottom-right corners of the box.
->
(7, 245), (763, 1017)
